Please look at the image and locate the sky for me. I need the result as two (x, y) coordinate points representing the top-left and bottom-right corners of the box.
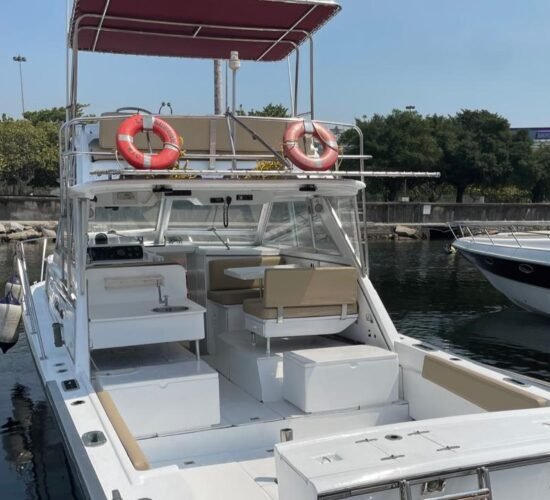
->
(1, 0), (550, 126)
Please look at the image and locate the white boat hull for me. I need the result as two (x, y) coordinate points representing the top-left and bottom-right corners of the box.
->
(481, 267), (550, 316)
(453, 235), (550, 317)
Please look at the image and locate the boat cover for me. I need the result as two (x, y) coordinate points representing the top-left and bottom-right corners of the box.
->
(69, 0), (341, 61)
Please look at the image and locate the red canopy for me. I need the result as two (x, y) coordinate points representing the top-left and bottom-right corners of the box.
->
(70, 0), (341, 61)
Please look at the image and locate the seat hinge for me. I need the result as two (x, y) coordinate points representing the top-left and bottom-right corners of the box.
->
(340, 303), (348, 320)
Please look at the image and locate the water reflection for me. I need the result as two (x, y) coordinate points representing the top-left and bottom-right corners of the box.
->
(369, 240), (550, 382)
(0, 378), (79, 499)
(0, 243), (78, 499)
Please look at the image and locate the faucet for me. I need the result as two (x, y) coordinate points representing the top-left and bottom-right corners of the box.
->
(157, 280), (169, 306)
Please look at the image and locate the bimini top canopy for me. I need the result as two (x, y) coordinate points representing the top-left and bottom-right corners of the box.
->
(69, 0), (341, 61)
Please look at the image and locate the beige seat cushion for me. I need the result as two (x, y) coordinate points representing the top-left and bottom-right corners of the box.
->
(263, 267), (357, 308)
(422, 355), (548, 411)
(98, 115), (289, 154)
(209, 256), (282, 291)
(243, 298), (358, 319)
(208, 289), (261, 306)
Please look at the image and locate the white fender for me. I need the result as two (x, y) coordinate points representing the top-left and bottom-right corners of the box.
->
(0, 293), (22, 353)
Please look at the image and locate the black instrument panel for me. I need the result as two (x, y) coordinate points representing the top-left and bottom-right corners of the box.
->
(87, 245), (144, 262)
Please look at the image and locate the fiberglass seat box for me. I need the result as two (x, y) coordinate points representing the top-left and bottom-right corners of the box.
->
(283, 345), (399, 412)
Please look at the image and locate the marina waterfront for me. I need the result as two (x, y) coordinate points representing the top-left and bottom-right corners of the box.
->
(0, 240), (548, 497)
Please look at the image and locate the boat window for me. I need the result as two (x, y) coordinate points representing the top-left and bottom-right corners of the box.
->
(88, 203), (161, 242)
(326, 196), (362, 258)
(166, 200), (262, 245)
(263, 200), (339, 256)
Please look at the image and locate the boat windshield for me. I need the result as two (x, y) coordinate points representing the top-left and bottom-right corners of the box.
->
(89, 203), (161, 238)
(166, 200), (263, 245)
(87, 193), (361, 264)
(263, 196), (361, 262)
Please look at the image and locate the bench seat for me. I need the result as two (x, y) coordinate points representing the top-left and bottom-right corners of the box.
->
(243, 267), (358, 354)
(243, 298), (357, 320)
(207, 288), (261, 306)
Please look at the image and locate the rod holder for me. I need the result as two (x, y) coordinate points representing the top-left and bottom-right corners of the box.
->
(280, 428), (293, 442)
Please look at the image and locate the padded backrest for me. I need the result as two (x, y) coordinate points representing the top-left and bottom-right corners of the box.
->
(209, 256), (282, 291)
(98, 115), (289, 154)
(263, 267), (357, 308)
(422, 355), (548, 411)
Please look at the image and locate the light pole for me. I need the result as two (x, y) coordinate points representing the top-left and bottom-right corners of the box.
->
(13, 55), (27, 116)
(405, 105), (416, 112)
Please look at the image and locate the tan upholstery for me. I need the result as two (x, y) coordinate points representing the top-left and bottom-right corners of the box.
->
(263, 267), (357, 308)
(96, 391), (150, 471)
(208, 289), (262, 306)
(243, 298), (358, 319)
(209, 256), (282, 291)
(244, 267), (358, 321)
(98, 115), (289, 154)
(422, 355), (548, 411)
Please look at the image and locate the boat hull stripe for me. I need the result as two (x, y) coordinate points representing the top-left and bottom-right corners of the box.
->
(458, 249), (550, 289)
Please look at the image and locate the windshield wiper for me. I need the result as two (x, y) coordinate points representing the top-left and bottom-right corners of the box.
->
(208, 227), (231, 250)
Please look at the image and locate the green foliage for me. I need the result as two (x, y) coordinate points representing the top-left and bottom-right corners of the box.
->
(521, 144), (550, 202)
(342, 110), (441, 200)
(245, 103), (289, 118)
(467, 185), (531, 203)
(0, 119), (58, 193)
(22, 103), (88, 125)
(442, 110), (519, 202)
(341, 109), (537, 202)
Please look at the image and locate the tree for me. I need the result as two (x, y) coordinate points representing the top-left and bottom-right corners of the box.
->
(440, 110), (518, 202)
(516, 143), (550, 202)
(341, 110), (442, 200)
(247, 103), (289, 118)
(23, 103), (88, 125)
(0, 119), (58, 193)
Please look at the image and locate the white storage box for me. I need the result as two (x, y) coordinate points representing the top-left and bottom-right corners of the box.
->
(283, 345), (399, 412)
(95, 346), (220, 438)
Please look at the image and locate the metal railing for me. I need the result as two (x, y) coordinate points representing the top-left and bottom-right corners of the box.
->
(449, 221), (550, 249)
(14, 236), (55, 361)
(58, 113), (375, 186)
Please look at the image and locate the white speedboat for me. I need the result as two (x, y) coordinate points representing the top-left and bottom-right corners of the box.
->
(7, 1), (550, 499)
(453, 230), (550, 316)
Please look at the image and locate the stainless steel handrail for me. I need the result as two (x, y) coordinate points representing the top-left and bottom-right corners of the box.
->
(84, 169), (439, 178)
(451, 221), (550, 249)
(15, 236), (56, 361)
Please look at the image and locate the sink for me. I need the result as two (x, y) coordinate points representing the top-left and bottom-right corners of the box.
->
(152, 306), (190, 313)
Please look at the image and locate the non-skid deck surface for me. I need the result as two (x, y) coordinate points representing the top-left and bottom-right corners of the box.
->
(139, 373), (409, 466)
(218, 375), (302, 426)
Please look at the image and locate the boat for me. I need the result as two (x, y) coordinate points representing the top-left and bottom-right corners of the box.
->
(452, 228), (550, 316)
(9, 1), (550, 498)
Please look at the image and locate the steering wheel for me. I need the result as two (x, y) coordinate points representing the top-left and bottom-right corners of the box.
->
(115, 106), (154, 115)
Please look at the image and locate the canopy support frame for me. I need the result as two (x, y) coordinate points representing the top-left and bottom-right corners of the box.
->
(69, 13), (320, 120)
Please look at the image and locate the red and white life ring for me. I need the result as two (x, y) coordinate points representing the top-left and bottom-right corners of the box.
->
(116, 114), (181, 170)
(283, 120), (339, 172)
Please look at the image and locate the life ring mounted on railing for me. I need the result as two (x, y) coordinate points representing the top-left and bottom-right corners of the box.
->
(283, 120), (339, 172)
(116, 114), (181, 170)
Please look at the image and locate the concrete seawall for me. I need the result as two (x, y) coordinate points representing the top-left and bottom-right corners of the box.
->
(361, 202), (550, 224)
(0, 196), (60, 221)
(2, 196), (550, 225)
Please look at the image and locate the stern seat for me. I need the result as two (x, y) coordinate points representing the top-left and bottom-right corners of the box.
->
(243, 267), (358, 354)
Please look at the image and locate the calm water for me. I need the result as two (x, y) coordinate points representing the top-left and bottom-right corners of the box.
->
(0, 240), (549, 498)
